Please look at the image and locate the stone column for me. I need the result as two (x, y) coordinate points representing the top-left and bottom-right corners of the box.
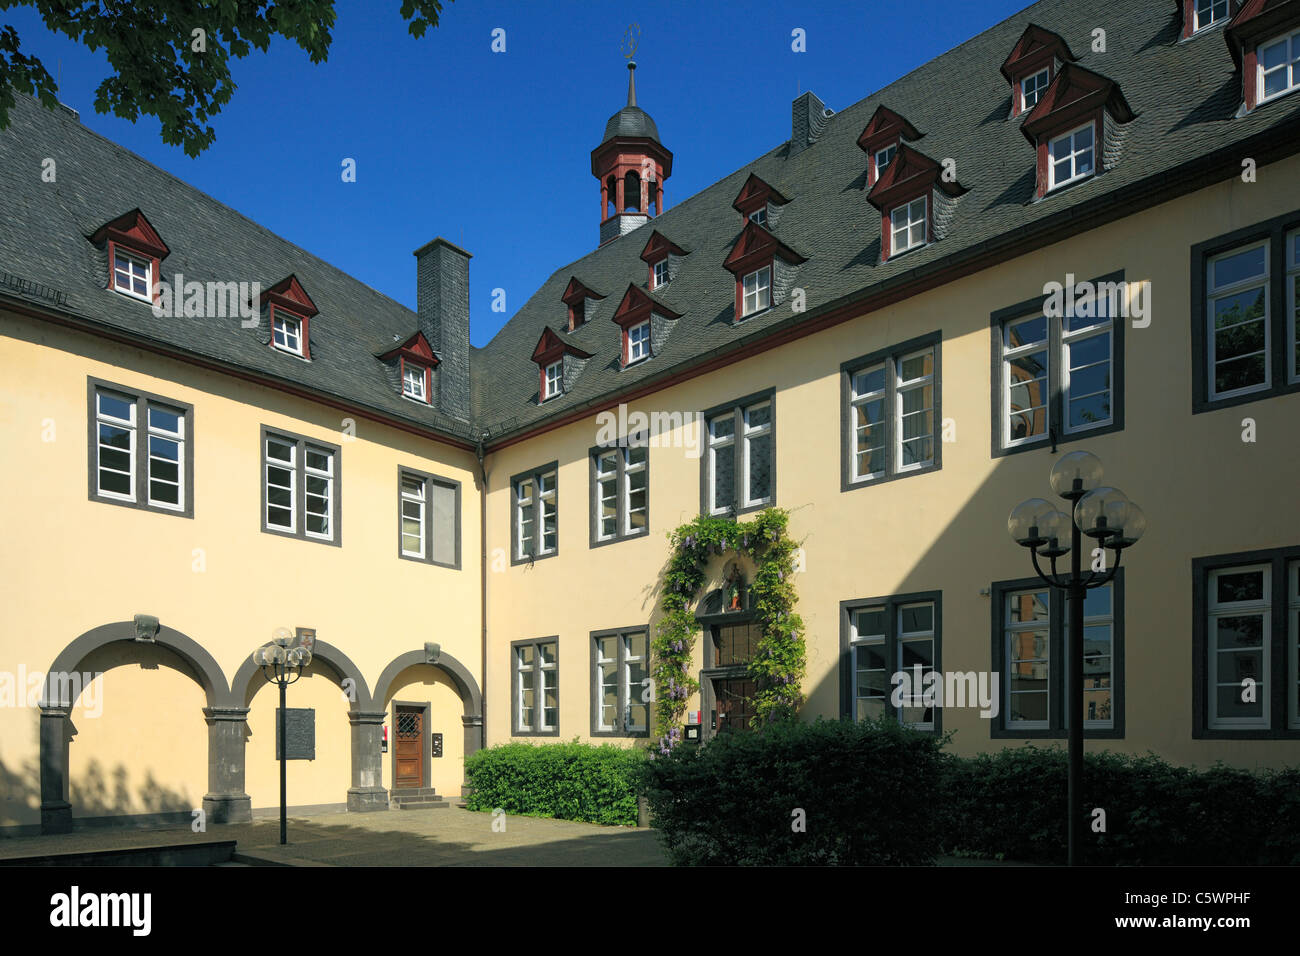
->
(39, 705), (73, 834)
(461, 713), (484, 757)
(348, 710), (388, 812)
(202, 707), (252, 824)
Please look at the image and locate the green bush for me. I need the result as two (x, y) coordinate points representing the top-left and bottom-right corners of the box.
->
(940, 745), (1300, 865)
(464, 740), (645, 826)
(638, 717), (947, 865)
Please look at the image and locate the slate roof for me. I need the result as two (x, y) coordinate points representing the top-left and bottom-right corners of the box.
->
(602, 106), (661, 144)
(4, 0), (1300, 449)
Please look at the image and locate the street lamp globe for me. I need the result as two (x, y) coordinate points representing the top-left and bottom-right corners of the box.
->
(1111, 502), (1147, 550)
(1049, 450), (1104, 500)
(1074, 486), (1131, 539)
(1008, 497), (1057, 546)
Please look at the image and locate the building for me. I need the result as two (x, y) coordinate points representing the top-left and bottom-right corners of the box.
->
(2, 0), (1299, 836)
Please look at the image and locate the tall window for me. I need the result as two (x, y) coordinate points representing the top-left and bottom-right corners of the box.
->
(111, 249), (151, 301)
(512, 464), (558, 562)
(1022, 67), (1050, 111)
(89, 381), (192, 516)
(261, 428), (339, 544)
(398, 468), (460, 567)
(843, 335), (939, 487)
(513, 638), (559, 735)
(741, 266), (771, 318)
(271, 309), (304, 356)
(843, 593), (941, 731)
(1048, 123), (1095, 190)
(1207, 242), (1269, 400)
(543, 360), (563, 400)
(402, 363), (428, 402)
(991, 576), (1123, 738)
(1259, 31), (1300, 104)
(591, 628), (649, 736)
(591, 441), (649, 545)
(889, 196), (927, 255)
(626, 321), (651, 364)
(703, 393), (774, 516)
(1195, 0), (1229, 32)
(652, 259), (668, 289)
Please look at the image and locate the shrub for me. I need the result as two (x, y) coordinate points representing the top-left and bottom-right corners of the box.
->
(464, 740), (645, 826)
(639, 717), (946, 865)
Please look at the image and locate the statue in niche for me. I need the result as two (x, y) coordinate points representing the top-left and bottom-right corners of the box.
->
(724, 562), (746, 612)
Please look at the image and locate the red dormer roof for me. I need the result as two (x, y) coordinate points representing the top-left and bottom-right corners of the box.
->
(1000, 23), (1077, 82)
(639, 230), (689, 263)
(561, 277), (606, 306)
(531, 326), (593, 365)
(89, 208), (170, 260)
(1020, 62), (1136, 143)
(609, 284), (683, 329)
(731, 173), (791, 216)
(377, 329), (440, 366)
(1225, 0), (1297, 66)
(866, 144), (967, 211)
(721, 219), (808, 276)
(856, 105), (923, 154)
(260, 274), (319, 317)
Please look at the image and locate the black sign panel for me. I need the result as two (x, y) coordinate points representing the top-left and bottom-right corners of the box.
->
(275, 707), (316, 760)
(431, 732), (443, 758)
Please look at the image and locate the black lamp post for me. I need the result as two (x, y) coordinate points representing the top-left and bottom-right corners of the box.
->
(1007, 450), (1145, 866)
(252, 628), (313, 846)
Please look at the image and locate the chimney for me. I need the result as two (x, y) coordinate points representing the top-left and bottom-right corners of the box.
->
(414, 237), (471, 421)
(790, 91), (832, 156)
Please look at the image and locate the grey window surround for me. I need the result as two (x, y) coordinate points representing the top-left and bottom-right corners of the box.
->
(588, 434), (650, 549)
(589, 625), (651, 738)
(989, 572), (1126, 740)
(86, 376), (195, 519)
(511, 636), (560, 737)
(989, 269), (1126, 459)
(396, 465), (462, 569)
(838, 590), (944, 734)
(699, 387), (776, 518)
(839, 330), (943, 493)
(1190, 209), (1300, 414)
(509, 461), (559, 566)
(1192, 544), (1300, 739)
(258, 424), (342, 547)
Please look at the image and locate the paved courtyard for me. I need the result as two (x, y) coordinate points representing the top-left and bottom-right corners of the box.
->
(0, 807), (668, 866)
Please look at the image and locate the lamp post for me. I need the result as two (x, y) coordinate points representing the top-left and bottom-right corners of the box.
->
(1007, 450), (1145, 866)
(252, 627), (313, 846)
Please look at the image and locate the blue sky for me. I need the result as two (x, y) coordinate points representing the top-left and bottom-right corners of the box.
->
(6, 0), (1029, 346)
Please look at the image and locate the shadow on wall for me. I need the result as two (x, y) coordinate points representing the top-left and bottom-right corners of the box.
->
(0, 756), (39, 828)
(0, 754), (190, 831)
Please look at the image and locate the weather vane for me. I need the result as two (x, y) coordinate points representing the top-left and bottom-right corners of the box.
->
(621, 23), (641, 61)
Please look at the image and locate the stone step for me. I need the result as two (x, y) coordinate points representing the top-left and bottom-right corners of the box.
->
(394, 799), (450, 810)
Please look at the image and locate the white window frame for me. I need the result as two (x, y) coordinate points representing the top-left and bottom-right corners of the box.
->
(400, 475), (426, 558)
(1005, 587), (1052, 731)
(741, 400), (773, 509)
(1001, 313), (1052, 450)
(1207, 564), (1272, 730)
(271, 309), (304, 357)
(594, 630), (649, 735)
(543, 360), (564, 399)
(849, 362), (887, 482)
(514, 468), (557, 560)
(262, 432), (337, 542)
(514, 639), (559, 734)
(111, 248), (152, 302)
(850, 606), (888, 721)
(1047, 122), (1096, 191)
(145, 404), (186, 511)
(302, 445), (335, 541)
(1207, 240), (1271, 401)
(94, 389), (137, 503)
(895, 348), (935, 473)
(626, 321), (651, 365)
(889, 196), (927, 256)
(652, 258), (668, 289)
(748, 206), (767, 226)
(896, 602), (937, 732)
(1194, 0), (1229, 33)
(263, 436), (298, 535)
(706, 413), (736, 515)
(874, 144), (897, 180)
(402, 363), (428, 402)
(1061, 303), (1115, 436)
(1258, 30), (1300, 105)
(1021, 67), (1051, 111)
(741, 265), (772, 318)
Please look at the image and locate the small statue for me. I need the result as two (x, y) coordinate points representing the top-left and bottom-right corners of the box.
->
(725, 563), (744, 611)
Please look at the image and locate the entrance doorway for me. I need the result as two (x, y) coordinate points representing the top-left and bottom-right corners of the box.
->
(393, 704), (425, 789)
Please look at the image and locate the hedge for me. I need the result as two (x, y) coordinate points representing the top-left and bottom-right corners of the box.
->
(464, 740), (644, 826)
(638, 717), (946, 865)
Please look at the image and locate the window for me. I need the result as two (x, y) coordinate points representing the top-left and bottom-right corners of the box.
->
(1193, 215), (1300, 411)
(398, 468), (460, 567)
(1047, 123), (1095, 190)
(1259, 31), (1300, 104)
(703, 392), (774, 516)
(1195, 0), (1229, 32)
(271, 309), (304, 356)
(993, 273), (1123, 455)
(841, 593), (942, 731)
(111, 248), (152, 301)
(1022, 67), (1051, 110)
(542, 361), (563, 400)
(991, 575), (1124, 738)
(748, 207), (767, 227)
(512, 463), (558, 563)
(590, 440), (649, 545)
(626, 321), (651, 364)
(1194, 547), (1300, 737)
(889, 196), (927, 255)
(402, 362), (428, 402)
(88, 380), (192, 517)
(741, 266), (771, 318)
(513, 638), (559, 736)
(874, 144), (897, 179)
(261, 427), (340, 544)
(842, 335), (940, 488)
(591, 628), (649, 736)
(652, 258), (668, 289)
(569, 298), (585, 329)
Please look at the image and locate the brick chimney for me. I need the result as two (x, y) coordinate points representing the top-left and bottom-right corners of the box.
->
(791, 91), (832, 156)
(413, 237), (471, 421)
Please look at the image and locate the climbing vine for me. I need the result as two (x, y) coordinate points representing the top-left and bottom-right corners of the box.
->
(651, 508), (806, 753)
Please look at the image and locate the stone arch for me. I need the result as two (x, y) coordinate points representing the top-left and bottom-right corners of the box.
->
(231, 639), (373, 711)
(373, 647), (484, 763)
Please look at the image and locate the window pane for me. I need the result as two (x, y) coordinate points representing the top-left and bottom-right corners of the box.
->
(713, 444), (734, 512)
(854, 608), (886, 638)
(1214, 246), (1268, 289)
(1217, 570), (1265, 604)
(747, 432), (772, 501)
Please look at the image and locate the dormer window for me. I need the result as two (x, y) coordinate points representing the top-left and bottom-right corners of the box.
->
(1048, 123), (1095, 191)
(857, 106), (921, 187)
(748, 207), (767, 226)
(874, 144), (897, 179)
(1195, 0), (1230, 32)
(732, 174), (790, 228)
(1000, 25), (1076, 119)
(1227, 3), (1300, 111)
(561, 277), (605, 332)
(570, 299), (585, 328)
(543, 360), (564, 399)
(112, 249), (152, 301)
(271, 308), (305, 356)
(1259, 30), (1300, 104)
(627, 321), (651, 364)
(742, 266), (771, 317)
(403, 361), (429, 402)
(640, 231), (689, 292)
(531, 326), (592, 402)
(890, 197), (927, 255)
(1021, 67), (1051, 111)
(651, 259), (668, 290)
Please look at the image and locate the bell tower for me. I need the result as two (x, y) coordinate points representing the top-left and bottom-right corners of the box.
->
(592, 26), (673, 246)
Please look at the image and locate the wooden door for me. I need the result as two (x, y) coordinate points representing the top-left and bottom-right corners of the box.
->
(712, 678), (755, 735)
(394, 706), (423, 788)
